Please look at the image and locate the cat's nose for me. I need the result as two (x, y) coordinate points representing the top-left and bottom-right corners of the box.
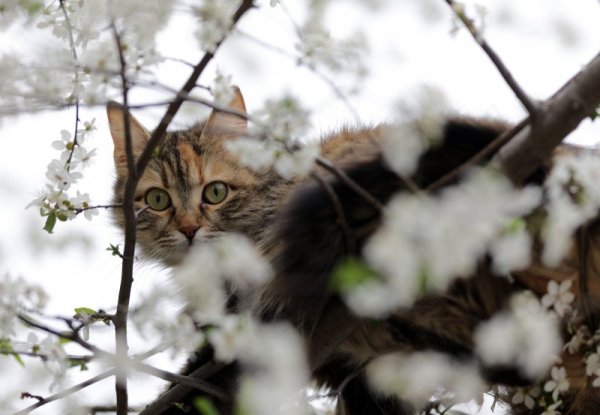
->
(179, 225), (200, 241)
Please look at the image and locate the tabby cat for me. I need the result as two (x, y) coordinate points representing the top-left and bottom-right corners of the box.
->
(107, 89), (600, 414)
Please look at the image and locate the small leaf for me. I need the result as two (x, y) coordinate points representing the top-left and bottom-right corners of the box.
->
(12, 353), (25, 367)
(58, 337), (72, 345)
(0, 339), (25, 367)
(106, 243), (124, 259)
(194, 397), (220, 415)
(330, 257), (378, 293)
(43, 211), (57, 233)
(74, 307), (97, 316)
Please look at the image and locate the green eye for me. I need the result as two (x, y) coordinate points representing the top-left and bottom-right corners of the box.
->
(203, 181), (228, 204)
(145, 188), (171, 211)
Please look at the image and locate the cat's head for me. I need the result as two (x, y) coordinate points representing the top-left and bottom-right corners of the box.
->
(107, 89), (285, 266)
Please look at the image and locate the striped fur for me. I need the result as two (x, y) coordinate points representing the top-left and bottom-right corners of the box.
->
(107, 94), (600, 414)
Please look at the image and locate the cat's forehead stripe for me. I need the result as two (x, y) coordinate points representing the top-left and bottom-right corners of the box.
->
(176, 142), (203, 184)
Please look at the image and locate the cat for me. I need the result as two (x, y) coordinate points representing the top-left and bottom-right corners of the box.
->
(107, 89), (600, 415)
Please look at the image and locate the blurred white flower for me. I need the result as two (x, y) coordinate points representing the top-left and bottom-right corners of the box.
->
(355, 169), (540, 316)
(382, 86), (448, 176)
(543, 152), (600, 266)
(208, 314), (253, 363)
(274, 141), (319, 180)
(489, 224), (532, 274)
(475, 291), (561, 380)
(226, 138), (276, 171)
(193, 0), (237, 52)
(173, 233), (272, 317)
(0, 274), (48, 338)
(512, 386), (539, 410)
(541, 280), (575, 317)
(544, 366), (569, 401)
(238, 323), (310, 415)
(585, 346), (600, 386)
(367, 351), (485, 407)
(211, 68), (235, 107)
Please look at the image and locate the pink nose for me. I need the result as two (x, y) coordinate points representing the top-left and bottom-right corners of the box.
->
(179, 225), (200, 241)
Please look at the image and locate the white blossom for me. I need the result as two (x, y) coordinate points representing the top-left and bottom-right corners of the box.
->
(226, 138), (276, 171)
(489, 224), (532, 274)
(253, 94), (311, 141)
(0, 274), (48, 338)
(354, 169), (540, 316)
(543, 151), (600, 266)
(296, 23), (367, 80)
(541, 280), (575, 317)
(563, 325), (587, 354)
(585, 346), (600, 387)
(273, 140), (319, 180)
(544, 366), (569, 401)
(154, 313), (205, 358)
(237, 323), (310, 415)
(475, 291), (561, 380)
(193, 0), (237, 52)
(24, 332), (69, 392)
(173, 233), (273, 317)
(512, 386), (539, 410)
(366, 351), (485, 407)
(382, 86), (448, 176)
(208, 314), (254, 363)
(211, 68), (235, 106)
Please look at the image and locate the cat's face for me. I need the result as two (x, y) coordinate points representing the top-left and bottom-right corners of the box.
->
(107, 90), (283, 265)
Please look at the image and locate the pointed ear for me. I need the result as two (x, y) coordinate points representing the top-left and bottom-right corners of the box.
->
(201, 86), (247, 140)
(106, 101), (150, 173)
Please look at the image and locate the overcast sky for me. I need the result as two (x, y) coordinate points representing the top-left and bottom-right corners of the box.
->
(1, 0), (599, 413)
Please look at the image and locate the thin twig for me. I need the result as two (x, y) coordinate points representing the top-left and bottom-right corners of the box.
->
(111, 22), (135, 415)
(89, 406), (141, 415)
(133, 361), (227, 400)
(443, 0), (539, 117)
(12, 369), (116, 415)
(493, 52), (600, 184)
(311, 172), (356, 254)
(109, 3), (256, 414)
(58, 0), (82, 171)
(1, 349), (92, 364)
(73, 204), (123, 214)
(426, 118), (528, 191)
(578, 225), (598, 332)
(316, 156), (383, 211)
(17, 314), (101, 354)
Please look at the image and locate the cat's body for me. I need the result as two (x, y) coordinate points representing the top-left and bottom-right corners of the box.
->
(107, 90), (600, 415)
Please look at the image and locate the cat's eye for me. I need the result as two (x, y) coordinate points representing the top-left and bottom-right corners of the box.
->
(145, 188), (171, 211)
(202, 181), (228, 204)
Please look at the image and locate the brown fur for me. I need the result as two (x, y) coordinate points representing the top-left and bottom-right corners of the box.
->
(107, 91), (600, 414)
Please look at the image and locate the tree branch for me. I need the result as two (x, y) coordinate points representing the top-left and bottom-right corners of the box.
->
(492, 52), (600, 184)
(443, 0), (539, 117)
(12, 369), (116, 415)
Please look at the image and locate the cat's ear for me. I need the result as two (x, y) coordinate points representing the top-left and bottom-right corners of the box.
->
(201, 86), (247, 140)
(106, 101), (150, 173)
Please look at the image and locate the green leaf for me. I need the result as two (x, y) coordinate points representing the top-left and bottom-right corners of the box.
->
(74, 307), (97, 316)
(0, 339), (25, 367)
(12, 353), (25, 367)
(174, 403), (185, 410)
(106, 243), (124, 258)
(330, 257), (378, 293)
(58, 337), (72, 345)
(194, 397), (220, 415)
(43, 211), (57, 233)
(591, 105), (600, 121)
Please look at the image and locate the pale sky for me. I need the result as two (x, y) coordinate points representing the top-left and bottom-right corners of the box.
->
(0, 0), (599, 413)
